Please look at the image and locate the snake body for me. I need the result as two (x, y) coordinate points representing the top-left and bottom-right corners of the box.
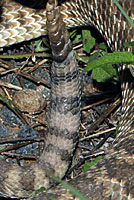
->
(0, 0), (134, 199)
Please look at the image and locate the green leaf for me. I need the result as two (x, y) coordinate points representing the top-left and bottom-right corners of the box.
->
(42, 37), (50, 48)
(82, 156), (102, 172)
(98, 42), (108, 51)
(34, 40), (49, 52)
(34, 187), (46, 195)
(87, 51), (100, 63)
(70, 29), (81, 42)
(28, 39), (50, 52)
(92, 64), (117, 82)
(84, 51), (134, 72)
(124, 41), (134, 48)
(82, 30), (95, 53)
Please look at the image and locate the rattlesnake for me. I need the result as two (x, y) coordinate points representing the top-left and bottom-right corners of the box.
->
(0, 0), (134, 199)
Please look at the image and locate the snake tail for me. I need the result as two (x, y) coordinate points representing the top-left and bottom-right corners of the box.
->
(0, 0), (80, 199)
(0, 0), (134, 199)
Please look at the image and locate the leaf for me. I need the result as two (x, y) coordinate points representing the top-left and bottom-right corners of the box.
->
(87, 51), (100, 63)
(98, 42), (108, 51)
(82, 29), (95, 53)
(124, 41), (134, 48)
(34, 187), (46, 195)
(82, 156), (102, 172)
(92, 64), (117, 82)
(28, 39), (50, 52)
(70, 29), (81, 42)
(84, 51), (134, 72)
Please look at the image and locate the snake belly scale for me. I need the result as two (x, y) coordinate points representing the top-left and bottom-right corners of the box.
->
(0, 0), (134, 199)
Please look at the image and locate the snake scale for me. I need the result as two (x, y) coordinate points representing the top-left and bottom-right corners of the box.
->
(0, 0), (134, 199)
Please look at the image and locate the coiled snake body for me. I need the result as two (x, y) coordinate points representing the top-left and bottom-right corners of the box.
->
(0, 0), (134, 199)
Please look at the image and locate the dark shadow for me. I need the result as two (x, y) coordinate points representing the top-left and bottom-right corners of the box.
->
(14, 0), (66, 9)
(14, 0), (47, 9)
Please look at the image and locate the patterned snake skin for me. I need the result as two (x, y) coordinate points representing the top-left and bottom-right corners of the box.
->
(0, 0), (134, 199)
